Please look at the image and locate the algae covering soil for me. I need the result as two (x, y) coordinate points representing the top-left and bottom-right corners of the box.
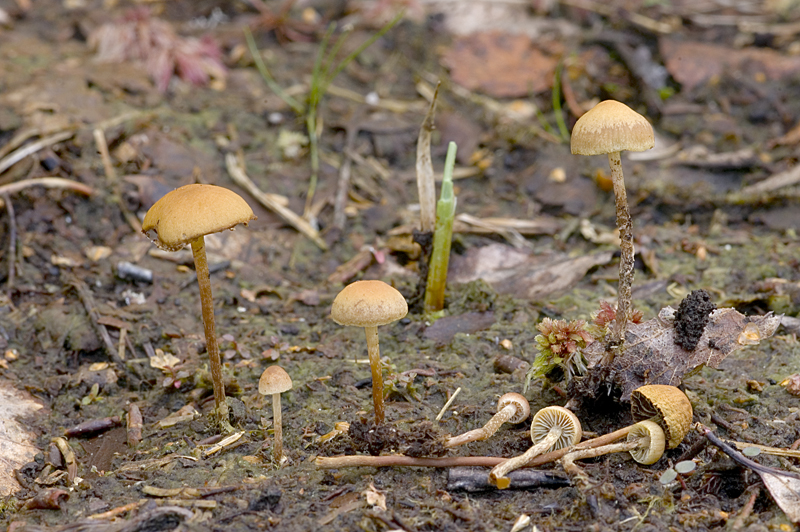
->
(1, 1), (800, 531)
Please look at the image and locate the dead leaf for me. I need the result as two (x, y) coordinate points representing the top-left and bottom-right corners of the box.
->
(441, 33), (561, 98)
(449, 243), (613, 301)
(583, 307), (781, 401)
(659, 38), (800, 92)
(362, 483), (387, 511)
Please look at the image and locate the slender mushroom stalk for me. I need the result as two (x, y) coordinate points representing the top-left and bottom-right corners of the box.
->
(445, 393), (530, 448)
(571, 101), (654, 354)
(490, 406), (582, 489)
(561, 420), (666, 481)
(331, 280), (408, 424)
(259, 365), (293, 464)
(142, 184), (256, 432)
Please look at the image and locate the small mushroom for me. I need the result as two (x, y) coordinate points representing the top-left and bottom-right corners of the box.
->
(142, 184), (256, 431)
(331, 280), (408, 424)
(445, 393), (530, 448)
(259, 365), (293, 463)
(571, 101), (654, 350)
(561, 420), (666, 481)
(489, 406), (582, 489)
(630, 384), (693, 449)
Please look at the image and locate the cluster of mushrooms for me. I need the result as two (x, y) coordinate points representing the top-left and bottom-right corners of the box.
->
(139, 100), (679, 477)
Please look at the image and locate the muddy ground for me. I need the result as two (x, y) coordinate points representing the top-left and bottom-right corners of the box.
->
(0, 0), (799, 530)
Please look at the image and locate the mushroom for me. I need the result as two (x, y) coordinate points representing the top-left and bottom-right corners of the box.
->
(561, 420), (666, 481)
(445, 393), (530, 448)
(630, 384), (693, 449)
(489, 406), (582, 489)
(142, 184), (256, 431)
(571, 100), (654, 350)
(259, 365), (293, 463)
(331, 280), (408, 424)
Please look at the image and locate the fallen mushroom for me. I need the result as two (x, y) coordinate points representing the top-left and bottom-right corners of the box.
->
(561, 420), (666, 481)
(259, 365), (293, 463)
(571, 100), (654, 352)
(629, 384), (693, 449)
(489, 405), (582, 489)
(142, 184), (256, 432)
(331, 280), (408, 424)
(445, 392), (530, 448)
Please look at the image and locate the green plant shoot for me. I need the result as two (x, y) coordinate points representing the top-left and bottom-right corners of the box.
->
(424, 142), (457, 313)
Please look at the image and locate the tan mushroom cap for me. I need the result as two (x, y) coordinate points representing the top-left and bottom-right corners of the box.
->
(531, 406), (582, 450)
(259, 365), (293, 395)
(497, 393), (531, 424)
(142, 184), (256, 252)
(331, 280), (408, 327)
(631, 384), (693, 449)
(627, 420), (666, 465)
(571, 100), (655, 156)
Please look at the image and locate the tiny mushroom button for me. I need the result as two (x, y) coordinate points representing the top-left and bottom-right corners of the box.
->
(331, 280), (408, 424)
(259, 365), (293, 464)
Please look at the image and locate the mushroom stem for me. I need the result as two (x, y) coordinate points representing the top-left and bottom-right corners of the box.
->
(490, 429), (563, 488)
(561, 438), (640, 477)
(445, 403), (516, 448)
(272, 392), (283, 462)
(608, 150), (634, 351)
(191, 237), (232, 432)
(364, 325), (385, 424)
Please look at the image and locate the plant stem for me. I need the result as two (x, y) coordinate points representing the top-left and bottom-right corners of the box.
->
(424, 142), (457, 313)
(191, 237), (233, 432)
(244, 27), (303, 115)
(364, 325), (385, 424)
(272, 393), (283, 463)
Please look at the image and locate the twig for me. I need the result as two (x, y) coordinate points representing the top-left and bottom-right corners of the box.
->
(559, 0), (674, 34)
(3, 193), (16, 301)
(0, 130), (75, 174)
(435, 387), (461, 422)
(416, 82), (440, 233)
(94, 128), (141, 233)
(0, 177), (94, 197)
(225, 152), (327, 250)
(332, 121), (359, 231)
(67, 276), (123, 366)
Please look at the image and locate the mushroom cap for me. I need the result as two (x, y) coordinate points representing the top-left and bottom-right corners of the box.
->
(142, 184), (256, 252)
(530, 406), (582, 450)
(627, 420), (666, 465)
(331, 280), (408, 327)
(259, 365), (293, 395)
(631, 384), (693, 449)
(570, 100), (655, 156)
(497, 393), (531, 424)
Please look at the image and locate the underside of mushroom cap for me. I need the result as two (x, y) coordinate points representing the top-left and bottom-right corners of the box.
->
(531, 406), (582, 450)
(142, 184), (256, 251)
(571, 100), (655, 156)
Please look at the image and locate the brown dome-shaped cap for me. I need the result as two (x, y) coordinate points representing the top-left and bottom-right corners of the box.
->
(631, 385), (693, 449)
(497, 393), (531, 424)
(531, 406), (582, 450)
(142, 184), (256, 252)
(571, 100), (655, 156)
(331, 280), (408, 327)
(627, 420), (666, 465)
(259, 365), (293, 395)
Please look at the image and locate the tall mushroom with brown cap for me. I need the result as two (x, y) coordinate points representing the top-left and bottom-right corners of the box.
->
(489, 405), (582, 489)
(142, 184), (256, 431)
(331, 280), (408, 424)
(445, 393), (530, 448)
(571, 100), (654, 352)
(259, 365), (293, 463)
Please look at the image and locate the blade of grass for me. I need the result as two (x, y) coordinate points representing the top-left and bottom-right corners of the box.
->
(244, 27), (304, 115)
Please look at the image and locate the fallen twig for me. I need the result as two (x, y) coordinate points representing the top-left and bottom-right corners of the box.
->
(225, 152), (327, 250)
(0, 177), (94, 198)
(67, 276), (124, 366)
(3, 192), (15, 301)
(0, 130), (75, 174)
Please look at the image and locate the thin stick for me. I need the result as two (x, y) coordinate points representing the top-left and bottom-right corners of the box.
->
(93, 128), (141, 233)
(435, 387), (461, 422)
(3, 193), (15, 301)
(118, 328), (127, 361)
(0, 130), (74, 174)
(332, 123), (358, 231)
(68, 276), (122, 365)
(416, 82), (440, 233)
(0, 177), (94, 197)
(225, 153), (327, 250)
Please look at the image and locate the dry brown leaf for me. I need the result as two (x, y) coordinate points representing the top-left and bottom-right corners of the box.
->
(441, 33), (560, 98)
(582, 307), (781, 401)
